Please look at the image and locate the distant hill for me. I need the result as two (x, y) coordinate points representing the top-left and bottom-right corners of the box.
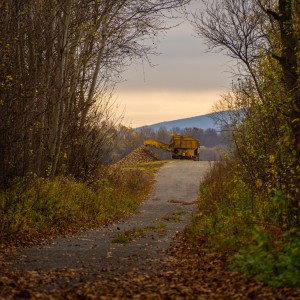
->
(136, 112), (221, 132)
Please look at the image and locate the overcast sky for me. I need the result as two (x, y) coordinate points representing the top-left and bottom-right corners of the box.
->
(116, 1), (233, 128)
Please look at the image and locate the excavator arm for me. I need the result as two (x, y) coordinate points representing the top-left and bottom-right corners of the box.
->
(143, 139), (172, 152)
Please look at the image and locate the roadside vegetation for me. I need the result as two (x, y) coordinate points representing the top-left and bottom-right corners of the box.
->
(189, 0), (300, 288)
(189, 161), (300, 287)
(0, 160), (166, 247)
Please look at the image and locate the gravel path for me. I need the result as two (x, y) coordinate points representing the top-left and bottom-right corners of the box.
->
(12, 161), (211, 274)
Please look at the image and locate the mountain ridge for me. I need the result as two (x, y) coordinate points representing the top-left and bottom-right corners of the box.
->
(135, 112), (220, 131)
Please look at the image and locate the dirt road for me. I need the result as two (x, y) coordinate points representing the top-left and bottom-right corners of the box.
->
(11, 161), (211, 273)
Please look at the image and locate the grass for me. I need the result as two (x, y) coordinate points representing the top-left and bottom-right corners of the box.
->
(163, 211), (186, 223)
(0, 161), (166, 246)
(112, 223), (167, 244)
(142, 223), (167, 233)
(164, 216), (181, 222)
(112, 235), (130, 244)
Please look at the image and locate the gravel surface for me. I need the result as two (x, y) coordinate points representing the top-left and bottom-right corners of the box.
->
(10, 161), (211, 274)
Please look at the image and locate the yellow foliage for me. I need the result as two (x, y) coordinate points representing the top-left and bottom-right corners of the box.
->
(256, 179), (263, 188)
(269, 155), (275, 163)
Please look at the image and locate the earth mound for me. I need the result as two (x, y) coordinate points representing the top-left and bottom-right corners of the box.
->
(116, 146), (160, 167)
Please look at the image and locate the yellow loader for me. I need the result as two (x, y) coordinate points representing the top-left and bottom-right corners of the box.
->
(144, 135), (200, 160)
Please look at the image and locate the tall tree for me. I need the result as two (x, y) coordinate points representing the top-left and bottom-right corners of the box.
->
(0, 0), (191, 186)
(191, 0), (300, 225)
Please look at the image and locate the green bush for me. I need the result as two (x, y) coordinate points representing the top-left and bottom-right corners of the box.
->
(231, 229), (300, 287)
(190, 159), (300, 288)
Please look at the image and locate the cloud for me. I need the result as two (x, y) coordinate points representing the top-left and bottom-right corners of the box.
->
(116, 2), (234, 127)
(116, 89), (226, 127)
(118, 19), (233, 92)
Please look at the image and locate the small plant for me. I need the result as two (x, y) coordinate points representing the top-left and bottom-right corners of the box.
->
(143, 223), (166, 233)
(112, 235), (130, 244)
(112, 223), (167, 244)
(163, 211), (185, 223)
(164, 216), (180, 222)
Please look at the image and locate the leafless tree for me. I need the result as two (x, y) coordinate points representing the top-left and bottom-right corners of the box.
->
(191, 0), (270, 100)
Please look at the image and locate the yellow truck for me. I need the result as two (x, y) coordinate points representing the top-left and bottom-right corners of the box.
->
(144, 135), (200, 160)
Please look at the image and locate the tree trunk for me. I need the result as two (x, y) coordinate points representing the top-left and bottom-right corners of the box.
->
(277, 0), (300, 154)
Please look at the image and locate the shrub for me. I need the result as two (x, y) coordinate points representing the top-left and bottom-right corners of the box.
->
(231, 229), (300, 287)
(190, 159), (300, 287)
(0, 163), (157, 241)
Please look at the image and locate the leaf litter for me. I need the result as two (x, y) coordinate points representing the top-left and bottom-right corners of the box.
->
(1, 232), (299, 299)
